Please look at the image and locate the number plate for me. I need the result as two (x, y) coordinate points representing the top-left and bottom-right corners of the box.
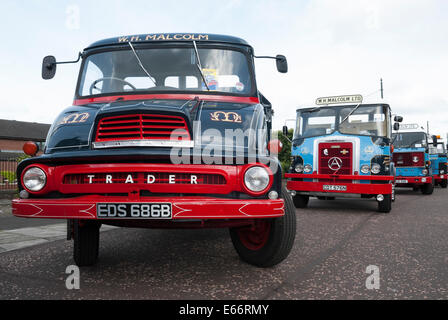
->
(396, 180), (408, 184)
(96, 203), (172, 219)
(323, 185), (347, 191)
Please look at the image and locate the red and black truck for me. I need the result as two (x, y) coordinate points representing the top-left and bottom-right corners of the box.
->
(12, 33), (295, 267)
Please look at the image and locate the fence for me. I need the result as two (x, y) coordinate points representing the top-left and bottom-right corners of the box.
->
(0, 155), (18, 191)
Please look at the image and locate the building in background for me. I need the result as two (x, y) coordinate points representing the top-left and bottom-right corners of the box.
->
(0, 119), (50, 190)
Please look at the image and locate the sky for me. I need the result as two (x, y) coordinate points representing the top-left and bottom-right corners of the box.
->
(0, 0), (447, 137)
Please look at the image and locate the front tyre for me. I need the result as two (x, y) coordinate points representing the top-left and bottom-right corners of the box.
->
(229, 187), (296, 267)
(421, 181), (434, 195)
(377, 194), (392, 213)
(293, 194), (309, 208)
(440, 179), (447, 188)
(73, 220), (100, 267)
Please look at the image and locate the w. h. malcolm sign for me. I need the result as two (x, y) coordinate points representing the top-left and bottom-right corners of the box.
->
(316, 94), (363, 105)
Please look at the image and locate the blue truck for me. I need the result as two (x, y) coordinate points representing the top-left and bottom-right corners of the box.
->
(392, 128), (434, 194)
(429, 135), (447, 188)
(284, 95), (402, 213)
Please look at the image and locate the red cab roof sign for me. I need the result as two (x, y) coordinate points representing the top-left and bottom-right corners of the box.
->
(316, 94), (363, 105)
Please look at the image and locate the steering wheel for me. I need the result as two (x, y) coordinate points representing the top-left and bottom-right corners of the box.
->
(89, 77), (137, 95)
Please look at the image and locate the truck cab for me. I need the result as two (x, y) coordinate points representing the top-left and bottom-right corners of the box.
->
(12, 33), (295, 268)
(392, 128), (434, 194)
(284, 96), (401, 213)
(428, 136), (447, 188)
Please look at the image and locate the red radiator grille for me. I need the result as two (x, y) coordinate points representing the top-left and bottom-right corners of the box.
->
(318, 142), (353, 175)
(63, 172), (226, 185)
(392, 152), (424, 167)
(95, 114), (190, 142)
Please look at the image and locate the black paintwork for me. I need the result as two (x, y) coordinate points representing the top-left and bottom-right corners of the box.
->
(44, 99), (263, 153)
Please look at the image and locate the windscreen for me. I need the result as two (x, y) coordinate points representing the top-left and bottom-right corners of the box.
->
(293, 108), (337, 139)
(78, 46), (253, 97)
(339, 105), (389, 137)
(294, 105), (389, 139)
(392, 132), (427, 148)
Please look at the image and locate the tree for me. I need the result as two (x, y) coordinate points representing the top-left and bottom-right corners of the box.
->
(275, 129), (293, 176)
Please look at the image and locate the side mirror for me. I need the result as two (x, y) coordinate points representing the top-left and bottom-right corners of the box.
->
(432, 135), (438, 147)
(282, 125), (288, 136)
(42, 55), (57, 79)
(394, 115), (403, 122)
(276, 55), (288, 73)
(393, 123), (400, 131)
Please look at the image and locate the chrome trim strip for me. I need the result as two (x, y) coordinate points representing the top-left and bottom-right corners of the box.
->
(92, 139), (194, 149)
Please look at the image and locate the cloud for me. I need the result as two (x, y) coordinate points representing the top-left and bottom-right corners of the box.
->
(251, 0), (448, 134)
(0, 0), (446, 136)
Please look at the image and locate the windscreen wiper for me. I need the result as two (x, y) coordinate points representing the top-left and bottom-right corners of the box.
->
(340, 102), (362, 125)
(193, 41), (210, 91)
(128, 41), (157, 87)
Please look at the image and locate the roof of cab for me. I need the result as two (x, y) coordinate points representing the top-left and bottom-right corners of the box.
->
(85, 33), (250, 50)
(296, 103), (391, 112)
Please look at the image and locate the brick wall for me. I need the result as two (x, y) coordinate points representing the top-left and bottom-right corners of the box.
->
(0, 139), (28, 152)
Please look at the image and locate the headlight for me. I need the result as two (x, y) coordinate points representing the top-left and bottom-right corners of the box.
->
(304, 164), (312, 173)
(371, 164), (381, 174)
(244, 166), (270, 192)
(441, 170), (445, 174)
(294, 164), (304, 173)
(422, 169), (428, 175)
(23, 167), (46, 191)
(361, 164), (370, 174)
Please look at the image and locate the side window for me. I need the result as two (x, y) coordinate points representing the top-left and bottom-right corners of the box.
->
(186, 76), (199, 89)
(165, 76), (179, 88)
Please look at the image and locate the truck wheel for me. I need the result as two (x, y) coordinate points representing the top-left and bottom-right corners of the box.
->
(421, 181), (434, 195)
(229, 187), (296, 267)
(293, 194), (309, 208)
(377, 194), (392, 213)
(441, 179), (447, 188)
(73, 220), (100, 267)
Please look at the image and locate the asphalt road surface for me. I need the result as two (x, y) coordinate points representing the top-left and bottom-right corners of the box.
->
(0, 187), (447, 300)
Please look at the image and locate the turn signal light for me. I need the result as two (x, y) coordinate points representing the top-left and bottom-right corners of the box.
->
(267, 139), (283, 154)
(23, 141), (39, 156)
